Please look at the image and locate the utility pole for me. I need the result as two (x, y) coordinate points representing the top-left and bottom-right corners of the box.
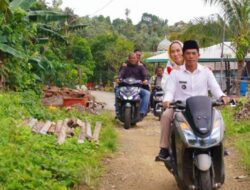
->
(220, 14), (226, 88)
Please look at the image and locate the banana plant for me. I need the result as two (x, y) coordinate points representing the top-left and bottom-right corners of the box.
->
(0, 0), (37, 58)
(9, 0), (36, 12)
(0, 43), (24, 58)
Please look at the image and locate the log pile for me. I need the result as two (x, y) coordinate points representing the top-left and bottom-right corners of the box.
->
(24, 118), (102, 145)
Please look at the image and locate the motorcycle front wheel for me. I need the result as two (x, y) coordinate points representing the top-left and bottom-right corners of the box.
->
(198, 170), (212, 190)
(124, 107), (131, 129)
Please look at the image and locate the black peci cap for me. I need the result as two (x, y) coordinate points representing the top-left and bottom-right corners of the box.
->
(183, 40), (199, 53)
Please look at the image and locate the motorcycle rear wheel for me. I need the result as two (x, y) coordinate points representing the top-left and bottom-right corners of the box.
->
(124, 107), (131, 129)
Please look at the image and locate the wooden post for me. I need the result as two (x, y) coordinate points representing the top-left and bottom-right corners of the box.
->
(57, 119), (69, 145)
(55, 120), (63, 136)
(92, 121), (102, 142)
(85, 120), (92, 140)
(77, 119), (86, 144)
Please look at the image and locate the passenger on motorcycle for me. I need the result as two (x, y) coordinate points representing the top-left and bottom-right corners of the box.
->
(121, 49), (150, 91)
(150, 66), (164, 108)
(161, 40), (184, 92)
(115, 53), (150, 120)
(155, 40), (231, 161)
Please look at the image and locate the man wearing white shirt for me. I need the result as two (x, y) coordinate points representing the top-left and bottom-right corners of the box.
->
(155, 40), (231, 161)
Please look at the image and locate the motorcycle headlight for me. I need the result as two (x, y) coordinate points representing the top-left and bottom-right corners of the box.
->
(179, 122), (196, 140)
(119, 91), (128, 100)
(119, 87), (140, 100)
(127, 96), (133, 100)
(179, 120), (223, 149)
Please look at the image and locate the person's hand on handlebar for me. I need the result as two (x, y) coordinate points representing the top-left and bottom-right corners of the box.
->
(162, 101), (171, 109)
(220, 96), (231, 105)
(142, 80), (148, 85)
(116, 78), (121, 84)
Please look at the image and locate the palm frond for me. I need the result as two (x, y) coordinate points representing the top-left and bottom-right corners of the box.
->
(37, 27), (67, 44)
(0, 0), (9, 12)
(36, 38), (49, 44)
(68, 24), (88, 31)
(28, 10), (69, 22)
(9, 0), (36, 11)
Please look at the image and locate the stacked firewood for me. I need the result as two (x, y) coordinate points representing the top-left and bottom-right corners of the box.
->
(24, 118), (102, 145)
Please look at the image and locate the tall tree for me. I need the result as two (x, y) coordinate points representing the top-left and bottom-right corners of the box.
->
(203, 0), (250, 95)
(169, 16), (229, 47)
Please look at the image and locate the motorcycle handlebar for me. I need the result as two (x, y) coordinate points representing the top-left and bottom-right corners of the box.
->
(212, 99), (237, 107)
(169, 99), (237, 109)
(169, 101), (186, 110)
(119, 78), (142, 86)
(212, 100), (224, 107)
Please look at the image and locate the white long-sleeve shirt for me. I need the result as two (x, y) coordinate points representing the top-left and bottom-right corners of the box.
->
(161, 61), (173, 92)
(163, 64), (225, 102)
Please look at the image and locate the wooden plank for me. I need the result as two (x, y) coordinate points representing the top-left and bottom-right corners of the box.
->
(78, 120), (86, 144)
(39, 121), (52, 135)
(76, 119), (84, 127)
(26, 118), (38, 128)
(92, 121), (102, 142)
(55, 120), (63, 136)
(57, 119), (69, 145)
(32, 121), (45, 133)
(85, 120), (92, 140)
(47, 122), (56, 134)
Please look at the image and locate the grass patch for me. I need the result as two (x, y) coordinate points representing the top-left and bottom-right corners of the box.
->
(235, 133), (250, 172)
(222, 107), (250, 136)
(222, 101), (250, 174)
(0, 91), (117, 190)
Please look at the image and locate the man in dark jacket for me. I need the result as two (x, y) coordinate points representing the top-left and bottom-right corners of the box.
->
(116, 53), (150, 119)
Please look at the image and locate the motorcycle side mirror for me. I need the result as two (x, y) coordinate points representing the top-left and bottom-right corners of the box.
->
(230, 99), (237, 107)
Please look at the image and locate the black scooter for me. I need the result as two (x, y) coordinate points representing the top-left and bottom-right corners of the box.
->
(151, 86), (164, 120)
(165, 96), (228, 190)
(117, 78), (142, 129)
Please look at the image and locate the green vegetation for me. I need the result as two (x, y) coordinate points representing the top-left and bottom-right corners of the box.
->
(2, 0), (250, 88)
(0, 91), (117, 189)
(203, 0), (250, 95)
(222, 99), (250, 173)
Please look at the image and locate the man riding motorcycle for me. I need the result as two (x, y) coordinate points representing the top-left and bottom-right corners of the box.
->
(115, 53), (150, 120)
(155, 40), (231, 161)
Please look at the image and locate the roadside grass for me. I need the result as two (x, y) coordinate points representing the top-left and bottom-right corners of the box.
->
(0, 91), (117, 190)
(222, 99), (250, 174)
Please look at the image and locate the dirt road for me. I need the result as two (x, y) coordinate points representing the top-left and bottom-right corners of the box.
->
(92, 91), (250, 190)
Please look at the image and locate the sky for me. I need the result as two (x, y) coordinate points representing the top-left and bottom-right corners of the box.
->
(46, 0), (222, 25)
